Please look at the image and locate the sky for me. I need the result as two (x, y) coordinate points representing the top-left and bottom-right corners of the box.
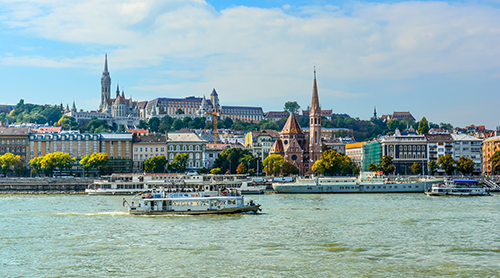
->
(0, 0), (499, 129)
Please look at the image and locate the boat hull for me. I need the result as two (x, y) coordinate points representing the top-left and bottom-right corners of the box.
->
(129, 205), (261, 215)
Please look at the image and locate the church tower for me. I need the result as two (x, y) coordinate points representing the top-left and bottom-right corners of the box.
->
(309, 68), (322, 164)
(100, 54), (111, 112)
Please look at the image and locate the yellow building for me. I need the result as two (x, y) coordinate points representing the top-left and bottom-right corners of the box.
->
(482, 135), (500, 175)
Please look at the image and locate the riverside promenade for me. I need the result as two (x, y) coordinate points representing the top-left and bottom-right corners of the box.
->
(0, 177), (94, 193)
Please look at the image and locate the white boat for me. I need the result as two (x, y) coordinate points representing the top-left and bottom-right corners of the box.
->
(272, 172), (443, 194)
(272, 176), (359, 193)
(126, 188), (261, 215)
(425, 179), (491, 196)
(86, 173), (249, 195)
(239, 182), (266, 195)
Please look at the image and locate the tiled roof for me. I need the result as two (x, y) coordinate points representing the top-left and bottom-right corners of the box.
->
(269, 139), (284, 154)
(424, 134), (453, 141)
(167, 132), (207, 143)
(281, 114), (303, 135)
(0, 127), (30, 135)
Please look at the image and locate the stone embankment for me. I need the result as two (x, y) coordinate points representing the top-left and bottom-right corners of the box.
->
(0, 177), (94, 194)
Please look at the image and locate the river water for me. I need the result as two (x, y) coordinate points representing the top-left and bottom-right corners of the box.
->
(1, 193), (500, 277)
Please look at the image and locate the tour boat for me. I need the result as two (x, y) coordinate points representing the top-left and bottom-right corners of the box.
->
(425, 179), (491, 196)
(272, 176), (359, 193)
(125, 188), (261, 215)
(86, 173), (250, 195)
(272, 172), (443, 194)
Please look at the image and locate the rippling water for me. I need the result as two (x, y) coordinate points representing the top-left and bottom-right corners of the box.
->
(1, 193), (500, 277)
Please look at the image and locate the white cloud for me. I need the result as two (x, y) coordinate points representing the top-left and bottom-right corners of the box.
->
(1, 0), (499, 125)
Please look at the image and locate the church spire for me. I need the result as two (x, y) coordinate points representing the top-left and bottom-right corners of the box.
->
(310, 67), (320, 117)
(116, 83), (120, 98)
(104, 53), (108, 73)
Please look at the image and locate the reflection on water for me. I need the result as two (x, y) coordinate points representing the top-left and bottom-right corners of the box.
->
(1, 193), (500, 277)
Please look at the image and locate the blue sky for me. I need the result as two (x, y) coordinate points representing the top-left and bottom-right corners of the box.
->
(1, 0), (499, 128)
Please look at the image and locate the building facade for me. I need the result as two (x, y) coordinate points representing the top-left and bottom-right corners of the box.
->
(0, 127), (30, 162)
(167, 132), (207, 170)
(244, 129), (280, 161)
(345, 142), (365, 170)
(425, 134), (453, 174)
(451, 134), (483, 175)
(482, 135), (500, 175)
(380, 132), (427, 175)
(132, 134), (168, 172)
(29, 132), (133, 174)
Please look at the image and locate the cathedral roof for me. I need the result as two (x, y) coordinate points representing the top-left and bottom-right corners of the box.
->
(281, 114), (303, 135)
(210, 88), (218, 96)
(114, 95), (125, 104)
(269, 139), (284, 154)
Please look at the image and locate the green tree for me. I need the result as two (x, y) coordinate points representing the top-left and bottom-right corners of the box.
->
(428, 160), (438, 175)
(368, 162), (380, 172)
(259, 120), (280, 131)
(119, 124), (125, 133)
(82, 152), (109, 176)
(199, 167), (208, 174)
(144, 156), (167, 173)
(410, 162), (422, 175)
(41, 152), (75, 176)
(0, 153), (21, 176)
(456, 156), (475, 176)
(175, 109), (184, 114)
(138, 120), (149, 130)
(58, 116), (79, 130)
(29, 156), (44, 176)
(439, 123), (453, 130)
(312, 149), (356, 176)
(438, 154), (456, 175)
(282, 161), (299, 176)
(213, 148), (256, 174)
(210, 167), (221, 175)
(418, 117), (430, 135)
(82, 117), (109, 133)
(79, 155), (92, 176)
(172, 119), (183, 130)
(168, 154), (188, 173)
(236, 163), (247, 174)
(149, 117), (160, 133)
(283, 101), (300, 115)
(263, 154), (284, 176)
(491, 151), (500, 174)
(387, 119), (401, 132)
(379, 155), (395, 175)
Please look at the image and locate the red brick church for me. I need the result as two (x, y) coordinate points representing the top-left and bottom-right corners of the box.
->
(269, 70), (323, 175)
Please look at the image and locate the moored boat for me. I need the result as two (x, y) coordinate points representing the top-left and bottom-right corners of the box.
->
(126, 188), (261, 215)
(273, 172), (443, 194)
(425, 179), (491, 196)
(86, 173), (249, 195)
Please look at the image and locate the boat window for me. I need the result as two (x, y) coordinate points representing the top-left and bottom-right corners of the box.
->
(172, 201), (182, 206)
(182, 201), (191, 206)
(200, 200), (209, 206)
(228, 199), (236, 205)
(191, 201), (200, 206)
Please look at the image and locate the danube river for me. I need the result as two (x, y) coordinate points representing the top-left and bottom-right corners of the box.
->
(1, 193), (500, 277)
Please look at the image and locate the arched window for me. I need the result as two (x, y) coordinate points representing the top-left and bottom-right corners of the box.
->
(196, 145), (200, 151)
(183, 145), (187, 151)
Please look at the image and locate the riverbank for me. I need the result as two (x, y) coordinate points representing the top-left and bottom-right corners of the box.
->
(0, 177), (93, 193)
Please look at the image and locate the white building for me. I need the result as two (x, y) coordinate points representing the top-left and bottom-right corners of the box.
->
(451, 134), (483, 175)
(167, 132), (207, 170)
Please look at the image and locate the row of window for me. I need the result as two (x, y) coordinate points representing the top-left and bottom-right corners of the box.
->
(1, 139), (26, 145)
